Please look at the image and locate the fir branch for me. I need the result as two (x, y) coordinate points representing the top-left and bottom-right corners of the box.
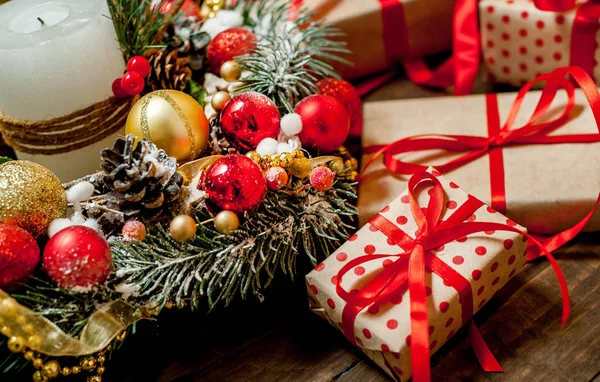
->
(111, 180), (357, 311)
(235, 1), (350, 112)
(106, 0), (169, 59)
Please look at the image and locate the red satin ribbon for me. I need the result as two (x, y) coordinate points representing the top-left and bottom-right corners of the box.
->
(335, 171), (598, 382)
(571, 2), (600, 83)
(363, 66), (600, 216)
(534, 0), (576, 11)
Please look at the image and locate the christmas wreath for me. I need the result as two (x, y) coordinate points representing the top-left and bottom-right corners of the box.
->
(0, 1), (361, 381)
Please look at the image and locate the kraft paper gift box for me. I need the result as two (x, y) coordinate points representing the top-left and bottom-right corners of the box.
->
(358, 86), (600, 235)
(303, 0), (456, 80)
(480, 0), (600, 87)
(306, 168), (530, 381)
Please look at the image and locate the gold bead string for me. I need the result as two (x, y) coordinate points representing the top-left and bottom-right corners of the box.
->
(202, 0), (225, 19)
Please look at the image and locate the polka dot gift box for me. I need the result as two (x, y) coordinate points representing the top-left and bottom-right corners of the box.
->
(306, 168), (533, 381)
(480, 0), (600, 87)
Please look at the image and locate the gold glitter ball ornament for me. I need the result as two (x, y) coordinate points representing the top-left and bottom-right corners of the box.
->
(125, 90), (209, 162)
(0, 161), (66, 238)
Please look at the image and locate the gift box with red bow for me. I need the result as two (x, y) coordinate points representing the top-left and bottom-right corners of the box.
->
(480, 0), (600, 87)
(302, 0), (456, 80)
(306, 168), (584, 381)
(359, 67), (600, 234)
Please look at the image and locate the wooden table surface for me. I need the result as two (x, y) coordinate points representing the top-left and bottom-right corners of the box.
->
(12, 72), (598, 382)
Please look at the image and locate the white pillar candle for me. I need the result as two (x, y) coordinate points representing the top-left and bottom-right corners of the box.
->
(0, 0), (126, 181)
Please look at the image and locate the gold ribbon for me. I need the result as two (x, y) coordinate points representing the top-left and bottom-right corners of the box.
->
(0, 290), (139, 357)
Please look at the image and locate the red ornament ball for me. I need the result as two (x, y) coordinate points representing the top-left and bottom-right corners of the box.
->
(122, 220), (146, 242)
(296, 95), (350, 153)
(317, 78), (362, 136)
(112, 78), (128, 98)
(206, 27), (257, 74)
(43, 226), (112, 290)
(0, 224), (40, 289)
(200, 154), (267, 214)
(127, 56), (151, 78)
(220, 92), (280, 150)
(121, 71), (145, 96)
(310, 166), (335, 191)
(159, 0), (200, 18)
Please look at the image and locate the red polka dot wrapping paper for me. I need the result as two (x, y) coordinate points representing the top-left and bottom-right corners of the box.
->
(306, 168), (528, 381)
(301, 0), (456, 80)
(359, 90), (600, 235)
(480, 0), (598, 87)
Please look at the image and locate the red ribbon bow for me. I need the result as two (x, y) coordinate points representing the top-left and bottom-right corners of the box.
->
(335, 171), (599, 382)
(364, 66), (600, 217)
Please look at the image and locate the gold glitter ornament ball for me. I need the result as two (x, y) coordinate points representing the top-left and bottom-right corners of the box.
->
(0, 161), (66, 238)
(125, 90), (209, 162)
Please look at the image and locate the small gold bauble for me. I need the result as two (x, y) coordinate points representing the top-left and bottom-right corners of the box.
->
(116, 331), (127, 342)
(33, 371), (48, 382)
(0, 326), (11, 336)
(348, 170), (359, 181)
(269, 156), (280, 167)
(214, 211), (240, 235)
(289, 157), (311, 178)
(0, 298), (17, 317)
(33, 358), (44, 369)
(97, 366), (105, 374)
(293, 149), (305, 159)
(211, 91), (231, 112)
(24, 350), (35, 360)
(169, 215), (197, 242)
(7, 336), (25, 352)
(165, 301), (174, 309)
(0, 161), (66, 238)
(177, 300), (186, 309)
(80, 357), (96, 371)
(279, 152), (294, 168)
(88, 376), (102, 382)
(245, 151), (261, 163)
(97, 355), (106, 364)
(125, 90), (209, 162)
(42, 360), (60, 379)
(344, 157), (358, 171)
(220, 60), (242, 82)
(28, 334), (42, 349)
(71, 366), (81, 374)
(61, 367), (72, 376)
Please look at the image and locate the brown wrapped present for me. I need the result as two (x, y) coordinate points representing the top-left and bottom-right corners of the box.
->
(358, 68), (600, 234)
(304, 0), (456, 80)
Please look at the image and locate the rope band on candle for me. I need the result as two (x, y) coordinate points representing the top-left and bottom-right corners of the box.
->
(0, 96), (135, 156)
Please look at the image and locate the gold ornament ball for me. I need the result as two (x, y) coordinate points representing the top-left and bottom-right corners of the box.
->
(245, 151), (261, 163)
(169, 215), (197, 242)
(97, 366), (105, 374)
(89, 376), (102, 382)
(71, 366), (81, 374)
(220, 60), (242, 82)
(211, 91), (231, 112)
(7, 336), (25, 352)
(42, 360), (60, 379)
(289, 157), (311, 179)
(24, 350), (35, 360)
(0, 161), (66, 238)
(214, 211), (240, 235)
(61, 367), (72, 376)
(278, 152), (294, 168)
(33, 371), (48, 382)
(125, 90), (209, 162)
(80, 357), (96, 371)
(33, 358), (44, 369)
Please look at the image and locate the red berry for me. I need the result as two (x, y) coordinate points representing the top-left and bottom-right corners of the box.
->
(112, 78), (128, 98)
(310, 166), (335, 191)
(121, 71), (145, 96)
(122, 220), (146, 242)
(127, 56), (151, 78)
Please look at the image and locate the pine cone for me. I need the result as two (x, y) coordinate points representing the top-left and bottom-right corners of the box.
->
(144, 48), (192, 92)
(98, 135), (183, 225)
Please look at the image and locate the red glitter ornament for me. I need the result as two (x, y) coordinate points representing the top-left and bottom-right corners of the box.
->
(112, 78), (128, 98)
(200, 154), (267, 214)
(295, 95), (350, 153)
(122, 220), (146, 242)
(310, 166), (335, 191)
(317, 78), (363, 136)
(206, 27), (257, 74)
(127, 56), (151, 78)
(0, 224), (40, 289)
(220, 92), (280, 150)
(121, 71), (145, 96)
(43, 226), (112, 290)
(159, 0), (201, 19)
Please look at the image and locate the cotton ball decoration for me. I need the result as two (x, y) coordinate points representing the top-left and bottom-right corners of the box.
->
(200, 10), (243, 38)
(280, 113), (303, 136)
(48, 218), (74, 238)
(256, 138), (279, 156)
(66, 182), (95, 207)
(82, 219), (100, 232)
(276, 143), (294, 154)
